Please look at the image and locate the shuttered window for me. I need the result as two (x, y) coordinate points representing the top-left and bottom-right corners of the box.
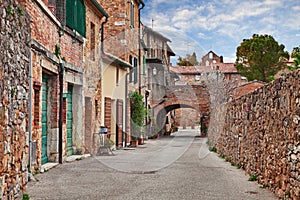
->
(66, 0), (86, 37)
(130, 1), (134, 28)
(143, 55), (146, 75)
(134, 58), (138, 84)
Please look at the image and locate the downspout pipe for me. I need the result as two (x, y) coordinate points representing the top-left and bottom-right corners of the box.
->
(28, 46), (33, 175)
(138, 2), (145, 94)
(58, 61), (64, 164)
(125, 73), (129, 146)
(101, 16), (109, 54)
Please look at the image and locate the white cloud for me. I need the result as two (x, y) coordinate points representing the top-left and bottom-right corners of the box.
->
(293, 6), (300, 11)
(142, 0), (300, 60)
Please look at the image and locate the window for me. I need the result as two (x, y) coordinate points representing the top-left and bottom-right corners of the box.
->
(134, 57), (138, 84)
(209, 52), (213, 59)
(95, 100), (98, 117)
(116, 67), (119, 85)
(90, 22), (95, 61)
(142, 55), (146, 75)
(129, 55), (133, 83)
(66, 0), (86, 37)
(130, 1), (134, 28)
(33, 89), (40, 127)
(129, 56), (138, 84)
(205, 60), (209, 66)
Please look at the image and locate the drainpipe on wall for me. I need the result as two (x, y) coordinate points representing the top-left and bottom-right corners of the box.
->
(138, 2), (145, 94)
(28, 46), (33, 176)
(125, 73), (129, 146)
(58, 60), (64, 164)
(101, 16), (108, 54)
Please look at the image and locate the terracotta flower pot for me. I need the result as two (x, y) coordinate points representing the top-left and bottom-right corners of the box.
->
(131, 140), (138, 147)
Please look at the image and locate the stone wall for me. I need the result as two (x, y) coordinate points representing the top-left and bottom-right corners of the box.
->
(209, 70), (300, 199)
(0, 0), (31, 198)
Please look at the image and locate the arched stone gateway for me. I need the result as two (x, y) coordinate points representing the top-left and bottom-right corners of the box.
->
(152, 85), (211, 134)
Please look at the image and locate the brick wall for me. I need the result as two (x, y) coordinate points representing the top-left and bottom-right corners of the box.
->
(19, 0), (83, 68)
(16, 0), (85, 167)
(209, 71), (300, 199)
(0, 0), (31, 198)
(99, 0), (140, 62)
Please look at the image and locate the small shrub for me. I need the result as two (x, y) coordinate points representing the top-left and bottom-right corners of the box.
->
(225, 157), (229, 162)
(260, 184), (267, 189)
(7, 5), (13, 15)
(248, 175), (257, 181)
(231, 162), (236, 167)
(23, 193), (30, 200)
(236, 164), (241, 169)
(209, 147), (217, 152)
(18, 6), (24, 16)
(219, 154), (225, 159)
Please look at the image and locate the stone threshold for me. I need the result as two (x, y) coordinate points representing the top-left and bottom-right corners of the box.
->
(41, 162), (59, 172)
(65, 154), (91, 162)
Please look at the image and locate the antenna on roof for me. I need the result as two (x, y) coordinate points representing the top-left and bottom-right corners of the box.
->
(152, 18), (154, 29)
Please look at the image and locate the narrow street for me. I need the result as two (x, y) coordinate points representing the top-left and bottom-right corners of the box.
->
(27, 129), (277, 200)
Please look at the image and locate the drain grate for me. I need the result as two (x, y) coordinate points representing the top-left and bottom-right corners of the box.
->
(129, 170), (157, 174)
(245, 191), (258, 195)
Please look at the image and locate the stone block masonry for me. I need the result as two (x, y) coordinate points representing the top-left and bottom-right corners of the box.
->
(209, 70), (300, 199)
(0, 0), (31, 199)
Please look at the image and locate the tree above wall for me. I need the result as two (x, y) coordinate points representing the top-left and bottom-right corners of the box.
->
(236, 34), (289, 82)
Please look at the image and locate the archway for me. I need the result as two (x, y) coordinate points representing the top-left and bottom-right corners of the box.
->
(150, 85), (211, 136)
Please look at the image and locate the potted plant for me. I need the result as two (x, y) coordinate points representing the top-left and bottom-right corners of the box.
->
(130, 91), (146, 146)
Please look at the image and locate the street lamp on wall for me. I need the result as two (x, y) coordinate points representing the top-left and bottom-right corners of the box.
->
(153, 67), (157, 75)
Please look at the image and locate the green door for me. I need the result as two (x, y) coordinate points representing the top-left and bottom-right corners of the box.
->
(41, 74), (48, 164)
(66, 85), (73, 156)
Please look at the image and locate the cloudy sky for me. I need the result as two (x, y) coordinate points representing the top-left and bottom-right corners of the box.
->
(141, 0), (300, 64)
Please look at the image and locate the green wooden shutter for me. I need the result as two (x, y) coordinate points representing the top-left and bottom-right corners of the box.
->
(66, 0), (75, 31)
(130, 2), (134, 28)
(66, 0), (86, 37)
(77, 0), (86, 37)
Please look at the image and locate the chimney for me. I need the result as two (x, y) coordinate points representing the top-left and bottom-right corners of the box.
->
(220, 56), (223, 63)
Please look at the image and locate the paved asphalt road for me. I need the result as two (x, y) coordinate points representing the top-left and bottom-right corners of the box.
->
(27, 129), (277, 200)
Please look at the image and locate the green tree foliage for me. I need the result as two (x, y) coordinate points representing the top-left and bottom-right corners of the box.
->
(177, 52), (199, 66)
(236, 34), (289, 82)
(291, 46), (300, 70)
(130, 91), (146, 138)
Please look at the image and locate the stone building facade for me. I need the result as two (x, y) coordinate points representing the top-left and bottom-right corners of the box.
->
(83, 0), (108, 153)
(17, 0), (85, 168)
(0, 0), (31, 198)
(98, 0), (145, 147)
(209, 70), (300, 199)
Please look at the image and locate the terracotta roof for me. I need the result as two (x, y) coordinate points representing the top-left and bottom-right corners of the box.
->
(211, 63), (238, 73)
(231, 80), (266, 99)
(170, 66), (213, 74)
(144, 26), (171, 42)
(102, 53), (132, 68)
(170, 63), (238, 74)
(167, 44), (175, 56)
